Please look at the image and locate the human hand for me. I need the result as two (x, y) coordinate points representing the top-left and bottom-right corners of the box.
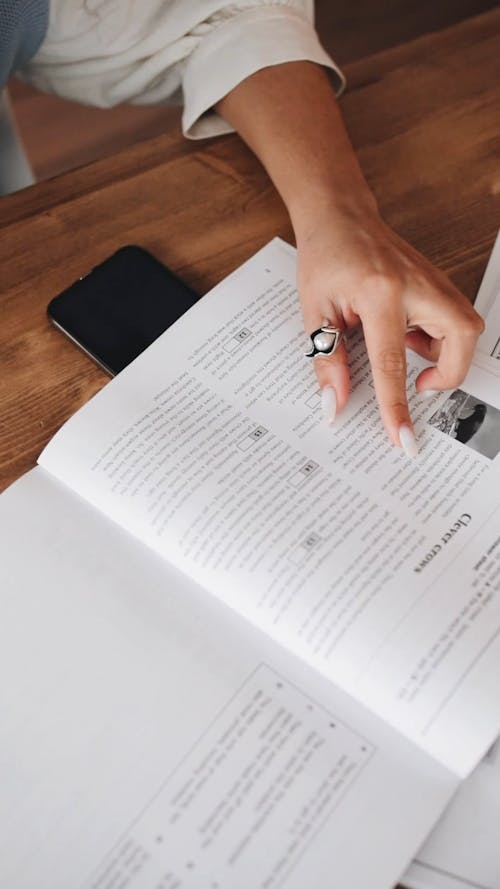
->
(215, 59), (484, 455)
(296, 207), (485, 455)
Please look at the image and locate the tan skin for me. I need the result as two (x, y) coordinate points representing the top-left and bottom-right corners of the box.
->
(216, 61), (484, 453)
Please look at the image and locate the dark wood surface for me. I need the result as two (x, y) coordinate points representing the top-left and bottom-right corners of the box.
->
(1, 8), (500, 497)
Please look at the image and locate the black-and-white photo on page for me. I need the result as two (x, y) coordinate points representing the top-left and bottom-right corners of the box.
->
(428, 389), (500, 460)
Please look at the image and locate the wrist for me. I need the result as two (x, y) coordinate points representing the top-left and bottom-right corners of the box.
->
(292, 186), (379, 246)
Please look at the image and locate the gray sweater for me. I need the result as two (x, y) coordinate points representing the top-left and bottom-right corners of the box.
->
(0, 0), (48, 89)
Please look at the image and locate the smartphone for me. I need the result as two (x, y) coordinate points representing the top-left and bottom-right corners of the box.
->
(47, 245), (200, 376)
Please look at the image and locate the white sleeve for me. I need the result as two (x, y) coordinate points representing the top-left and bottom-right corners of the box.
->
(180, 2), (345, 138)
(21, 0), (345, 140)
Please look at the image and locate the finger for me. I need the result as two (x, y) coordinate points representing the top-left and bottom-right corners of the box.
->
(362, 308), (416, 454)
(301, 302), (350, 424)
(314, 344), (350, 425)
(405, 329), (442, 363)
(416, 324), (480, 393)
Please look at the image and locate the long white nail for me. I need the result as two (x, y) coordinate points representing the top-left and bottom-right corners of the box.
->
(399, 425), (418, 458)
(321, 386), (337, 426)
(420, 389), (440, 399)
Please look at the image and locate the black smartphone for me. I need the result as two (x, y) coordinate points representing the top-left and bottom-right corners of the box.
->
(47, 245), (200, 376)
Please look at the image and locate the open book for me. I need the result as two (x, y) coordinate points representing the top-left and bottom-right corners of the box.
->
(2, 239), (500, 889)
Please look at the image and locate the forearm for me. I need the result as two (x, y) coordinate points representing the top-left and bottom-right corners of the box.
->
(216, 61), (377, 238)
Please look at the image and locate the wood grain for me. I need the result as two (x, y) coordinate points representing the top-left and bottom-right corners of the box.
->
(315, 0), (498, 64)
(1, 8), (500, 493)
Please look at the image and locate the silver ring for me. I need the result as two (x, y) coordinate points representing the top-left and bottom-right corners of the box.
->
(305, 321), (344, 358)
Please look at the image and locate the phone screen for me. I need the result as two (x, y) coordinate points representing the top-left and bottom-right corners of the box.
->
(47, 246), (200, 375)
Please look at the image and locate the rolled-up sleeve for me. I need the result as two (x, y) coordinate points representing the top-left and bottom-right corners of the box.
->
(181, 3), (344, 138)
(22, 0), (344, 139)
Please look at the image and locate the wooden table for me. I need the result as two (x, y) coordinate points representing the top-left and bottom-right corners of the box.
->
(1, 8), (499, 499)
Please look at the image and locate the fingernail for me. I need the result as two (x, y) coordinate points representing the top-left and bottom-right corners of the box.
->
(399, 424), (419, 458)
(420, 389), (439, 399)
(321, 386), (337, 426)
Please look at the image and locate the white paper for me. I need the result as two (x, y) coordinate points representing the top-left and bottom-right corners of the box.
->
(0, 469), (457, 889)
(402, 233), (500, 889)
(474, 230), (500, 319)
(38, 239), (500, 776)
(470, 229), (500, 379)
(404, 739), (500, 889)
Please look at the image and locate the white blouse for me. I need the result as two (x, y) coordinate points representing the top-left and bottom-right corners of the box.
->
(20, 0), (344, 138)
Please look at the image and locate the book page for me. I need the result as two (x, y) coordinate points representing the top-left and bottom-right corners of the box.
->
(0, 469), (457, 889)
(474, 229), (500, 319)
(474, 289), (500, 374)
(39, 239), (500, 775)
(404, 738), (500, 889)
(473, 228), (500, 375)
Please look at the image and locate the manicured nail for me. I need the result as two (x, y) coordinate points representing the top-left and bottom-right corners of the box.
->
(420, 389), (439, 399)
(321, 386), (337, 426)
(399, 424), (418, 458)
